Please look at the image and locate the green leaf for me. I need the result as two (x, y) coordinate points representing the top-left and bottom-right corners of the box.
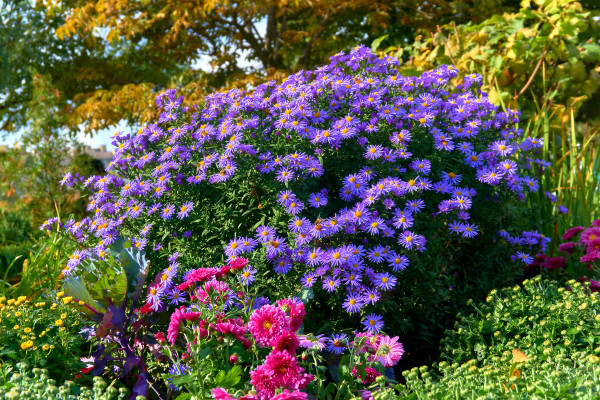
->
(371, 35), (389, 52)
(174, 393), (194, 400)
(214, 365), (241, 388)
(171, 374), (196, 386)
(298, 286), (314, 303)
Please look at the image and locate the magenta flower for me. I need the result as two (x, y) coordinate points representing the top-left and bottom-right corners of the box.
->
(248, 305), (288, 347)
(375, 335), (404, 367)
(167, 307), (185, 345)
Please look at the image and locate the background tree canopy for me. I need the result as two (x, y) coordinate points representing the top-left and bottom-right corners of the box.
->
(1, 0), (548, 137)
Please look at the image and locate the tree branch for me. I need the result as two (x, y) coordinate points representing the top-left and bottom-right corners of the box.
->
(298, 9), (331, 67)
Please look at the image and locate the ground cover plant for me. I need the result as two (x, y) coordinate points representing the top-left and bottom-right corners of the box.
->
(396, 275), (600, 399)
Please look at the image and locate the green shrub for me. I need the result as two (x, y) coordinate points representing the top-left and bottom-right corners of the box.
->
(395, 276), (600, 398)
(0, 362), (133, 400)
(0, 292), (88, 382)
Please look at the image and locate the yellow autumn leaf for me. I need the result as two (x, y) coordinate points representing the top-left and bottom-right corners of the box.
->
(512, 348), (528, 363)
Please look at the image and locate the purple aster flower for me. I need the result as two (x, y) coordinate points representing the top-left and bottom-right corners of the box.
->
(276, 167), (295, 183)
(558, 205), (568, 214)
(177, 201), (194, 219)
(255, 225), (276, 242)
(167, 363), (189, 391)
(273, 257), (293, 274)
(239, 265), (256, 285)
(460, 223), (479, 238)
(277, 190), (297, 206)
(326, 334), (348, 354)
(515, 251), (534, 264)
(167, 289), (186, 305)
(342, 294), (364, 314)
(362, 313), (384, 334)
(544, 191), (557, 203)
(160, 204), (175, 220)
(362, 288), (380, 305)
(225, 238), (243, 257)
(308, 192), (328, 207)
(387, 254), (409, 272)
(374, 272), (396, 291)
(301, 272), (316, 288)
(322, 275), (341, 292)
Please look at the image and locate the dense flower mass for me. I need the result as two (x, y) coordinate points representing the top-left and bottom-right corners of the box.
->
(51, 45), (545, 324)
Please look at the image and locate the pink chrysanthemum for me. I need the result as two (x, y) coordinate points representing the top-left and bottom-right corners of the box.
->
(558, 242), (578, 254)
(292, 373), (314, 390)
(215, 322), (247, 336)
(288, 302), (306, 332)
(581, 227), (600, 246)
(177, 268), (219, 290)
(543, 256), (567, 270)
(374, 335), (404, 367)
(183, 311), (202, 321)
(587, 238), (600, 252)
(272, 390), (308, 400)
(263, 350), (302, 387)
(273, 331), (299, 354)
(250, 366), (279, 399)
(561, 226), (585, 240)
(212, 388), (234, 400)
(196, 280), (231, 304)
(167, 307), (185, 345)
(229, 258), (248, 270)
(581, 250), (600, 263)
(248, 305), (288, 347)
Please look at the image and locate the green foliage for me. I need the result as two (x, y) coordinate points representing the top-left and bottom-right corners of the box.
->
(395, 276), (600, 398)
(1, 232), (75, 299)
(0, 293), (88, 382)
(389, 0), (600, 240)
(0, 363), (132, 400)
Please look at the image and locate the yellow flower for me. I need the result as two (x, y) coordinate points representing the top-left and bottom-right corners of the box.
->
(17, 296), (27, 302)
(27, 340), (33, 347)
(50, 304), (57, 310)
(60, 327), (65, 331)
(14, 312), (22, 317)
(60, 313), (67, 319)
(62, 297), (73, 305)
(56, 291), (64, 299)
(20, 342), (29, 350)
(55, 319), (63, 327)
(0, 296), (5, 303)
(13, 325), (19, 330)
(42, 344), (50, 351)
(7, 299), (15, 305)
(24, 328), (31, 334)
(50, 345), (55, 349)
(33, 346), (38, 351)
(78, 301), (85, 306)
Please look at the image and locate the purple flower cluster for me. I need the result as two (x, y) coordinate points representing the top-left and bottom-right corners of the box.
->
(50, 45), (545, 330)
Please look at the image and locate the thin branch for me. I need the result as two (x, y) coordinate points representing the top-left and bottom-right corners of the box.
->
(298, 9), (331, 67)
(516, 48), (548, 101)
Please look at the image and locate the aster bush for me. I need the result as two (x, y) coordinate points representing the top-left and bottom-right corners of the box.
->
(53, 45), (547, 350)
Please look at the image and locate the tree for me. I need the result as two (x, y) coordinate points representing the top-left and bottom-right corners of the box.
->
(2, 0), (531, 138)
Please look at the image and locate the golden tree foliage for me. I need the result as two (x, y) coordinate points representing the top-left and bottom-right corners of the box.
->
(45, 0), (528, 134)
